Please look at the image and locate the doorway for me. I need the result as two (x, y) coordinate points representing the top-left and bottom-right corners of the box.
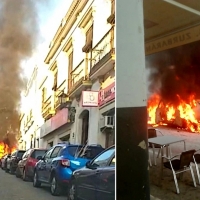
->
(81, 110), (89, 145)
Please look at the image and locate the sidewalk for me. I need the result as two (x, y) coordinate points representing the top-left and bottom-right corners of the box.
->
(149, 127), (200, 200)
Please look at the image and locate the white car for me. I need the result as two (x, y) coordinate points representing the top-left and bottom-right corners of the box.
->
(1, 154), (11, 171)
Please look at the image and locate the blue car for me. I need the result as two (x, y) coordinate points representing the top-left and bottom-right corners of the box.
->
(33, 143), (104, 196)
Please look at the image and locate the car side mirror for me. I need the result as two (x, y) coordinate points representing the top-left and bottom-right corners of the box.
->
(86, 161), (91, 168)
(37, 156), (43, 160)
(86, 161), (98, 170)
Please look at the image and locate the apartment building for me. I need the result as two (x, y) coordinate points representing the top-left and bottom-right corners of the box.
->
(19, 67), (45, 150)
(28, 0), (115, 148)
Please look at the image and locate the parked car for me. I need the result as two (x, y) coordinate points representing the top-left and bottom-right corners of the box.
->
(3, 154), (11, 172)
(16, 148), (48, 181)
(6, 150), (26, 174)
(1, 155), (6, 169)
(33, 143), (105, 196)
(68, 145), (115, 200)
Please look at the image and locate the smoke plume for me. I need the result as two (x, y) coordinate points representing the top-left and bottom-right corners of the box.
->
(0, 0), (56, 147)
(146, 41), (200, 107)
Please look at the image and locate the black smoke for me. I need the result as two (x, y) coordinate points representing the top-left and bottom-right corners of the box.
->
(146, 41), (200, 107)
(0, 0), (60, 147)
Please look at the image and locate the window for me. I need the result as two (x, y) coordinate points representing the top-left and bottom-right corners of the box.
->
(51, 147), (62, 158)
(68, 51), (73, 89)
(31, 150), (48, 159)
(17, 151), (25, 158)
(45, 148), (53, 159)
(91, 147), (115, 168)
(42, 87), (47, 103)
(82, 25), (93, 53)
(110, 156), (115, 166)
(111, 0), (115, 14)
(52, 70), (58, 91)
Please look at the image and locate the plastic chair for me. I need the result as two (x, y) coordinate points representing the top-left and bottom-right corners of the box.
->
(163, 149), (196, 194)
(192, 149), (200, 184)
(148, 128), (165, 165)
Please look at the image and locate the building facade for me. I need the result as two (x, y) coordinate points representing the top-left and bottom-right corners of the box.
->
(38, 0), (115, 148)
(19, 0), (115, 149)
(19, 67), (43, 150)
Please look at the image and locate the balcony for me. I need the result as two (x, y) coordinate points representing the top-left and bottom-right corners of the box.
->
(55, 97), (61, 110)
(90, 27), (115, 80)
(68, 59), (92, 98)
(42, 97), (55, 120)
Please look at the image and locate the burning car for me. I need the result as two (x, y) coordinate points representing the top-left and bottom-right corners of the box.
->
(148, 94), (200, 132)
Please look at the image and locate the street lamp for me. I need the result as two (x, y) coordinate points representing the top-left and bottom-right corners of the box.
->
(58, 91), (76, 123)
(58, 92), (68, 105)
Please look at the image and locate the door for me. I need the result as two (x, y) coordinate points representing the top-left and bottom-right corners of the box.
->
(18, 150), (29, 175)
(46, 146), (62, 182)
(76, 167), (96, 200)
(96, 156), (115, 200)
(77, 147), (115, 200)
(37, 148), (53, 181)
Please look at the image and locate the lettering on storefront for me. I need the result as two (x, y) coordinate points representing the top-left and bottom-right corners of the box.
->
(145, 25), (200, 55)
(99, 82), (115, 107)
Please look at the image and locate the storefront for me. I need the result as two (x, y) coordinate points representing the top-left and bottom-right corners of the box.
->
(40, 108), (73, 148)
(99, 81), (115, 148)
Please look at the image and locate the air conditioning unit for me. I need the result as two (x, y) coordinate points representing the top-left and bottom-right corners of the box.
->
(100, 116), (115, 130)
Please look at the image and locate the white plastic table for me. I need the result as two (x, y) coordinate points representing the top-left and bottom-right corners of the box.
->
(148, 135), (186, 185)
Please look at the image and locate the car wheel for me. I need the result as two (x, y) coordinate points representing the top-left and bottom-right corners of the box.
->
(10, 165), (14, 174)
(15, 167), (21, 178)
(50, 174), (62, 196)
(22, 169), (28, 181)
(68, 182), (77, 200)
(33, 171), (41, 187)
(5, 166), (9, 173)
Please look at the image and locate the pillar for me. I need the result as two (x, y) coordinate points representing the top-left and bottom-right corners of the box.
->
(116, 0), (150, 199)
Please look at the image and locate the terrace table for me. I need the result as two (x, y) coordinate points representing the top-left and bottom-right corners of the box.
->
(148, 135), (186, 185)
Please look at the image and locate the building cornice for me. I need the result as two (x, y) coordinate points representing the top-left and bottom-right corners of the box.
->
(44, 0), (89, 64)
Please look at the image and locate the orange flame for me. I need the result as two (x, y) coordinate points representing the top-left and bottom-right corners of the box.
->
(148, 93), (200, 132)
(0, 141), (17, 158)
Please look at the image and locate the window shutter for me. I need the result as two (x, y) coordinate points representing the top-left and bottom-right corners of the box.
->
(68, 51), (73, 90)
(82, 25), (93, 53)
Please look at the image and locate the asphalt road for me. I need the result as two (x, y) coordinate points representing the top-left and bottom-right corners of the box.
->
(0, 169), (67, 200)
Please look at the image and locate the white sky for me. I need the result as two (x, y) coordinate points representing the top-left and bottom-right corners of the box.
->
(23, 0), (73, 79)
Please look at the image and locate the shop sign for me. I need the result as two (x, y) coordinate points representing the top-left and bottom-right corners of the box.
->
(51, 108), (69, 131)
(40, 108), (69, 138)
(145, 24), (200, 55)
(99, 82), (115, 107)
(82, 91), (99, 107)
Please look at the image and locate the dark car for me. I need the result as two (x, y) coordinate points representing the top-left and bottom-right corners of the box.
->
(33, 143), (105, 196)
(68, 145), (115, 200)
(3, 154), (11, 172)
(6, 150), (26, 174)
(16, 148), (48, 181)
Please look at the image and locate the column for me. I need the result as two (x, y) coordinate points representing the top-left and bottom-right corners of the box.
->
(116, 0), (150, 199)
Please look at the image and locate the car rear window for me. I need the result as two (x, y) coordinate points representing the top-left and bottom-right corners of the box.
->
(63, 146), (104, 159)
(17, 151), (26, 158)
(31, 150), (47, 159)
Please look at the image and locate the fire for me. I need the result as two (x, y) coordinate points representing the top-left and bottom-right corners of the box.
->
(148, 93), (200, 132)
(0, 141), (17, 158)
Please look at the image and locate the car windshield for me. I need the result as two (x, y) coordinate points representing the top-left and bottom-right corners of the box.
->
(63, 146), (104, 159)
(17, 151), (26, 158)
(31, 150), (47, 159)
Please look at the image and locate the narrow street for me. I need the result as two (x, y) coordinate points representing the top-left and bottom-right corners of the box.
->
(0, 169), (67, 200)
